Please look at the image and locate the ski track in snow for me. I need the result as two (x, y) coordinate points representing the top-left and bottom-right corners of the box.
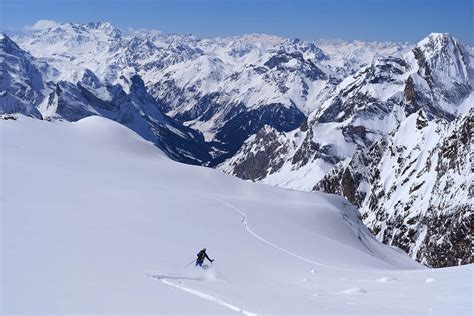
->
(154, 197), (429, 315)
(160, 279), (257, 316)
(214, 198), (425, 275)
(148, 273), (205, 281)
(215, 198), (418, 315)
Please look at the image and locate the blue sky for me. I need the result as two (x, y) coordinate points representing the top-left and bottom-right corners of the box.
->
(1, 0), (473, 44)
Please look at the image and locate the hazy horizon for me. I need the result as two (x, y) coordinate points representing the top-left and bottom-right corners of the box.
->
(1, 0), (472, 45)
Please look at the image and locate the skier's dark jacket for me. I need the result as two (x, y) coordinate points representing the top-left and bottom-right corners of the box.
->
(197, 249), (212, 263)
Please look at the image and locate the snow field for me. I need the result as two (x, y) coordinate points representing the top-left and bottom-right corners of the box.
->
(1, 116), (472, 315)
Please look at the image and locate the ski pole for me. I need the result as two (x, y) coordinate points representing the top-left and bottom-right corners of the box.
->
(184, 258), (196, 268)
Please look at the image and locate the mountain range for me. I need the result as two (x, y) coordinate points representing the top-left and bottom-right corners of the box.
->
(1, 21), (472, 268)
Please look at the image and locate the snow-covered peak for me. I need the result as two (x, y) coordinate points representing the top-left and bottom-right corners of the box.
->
(84, 21), (122, 38)
(13, 21), (127, 82)
(27, 20), (123, 39)
(407, 32), (471, 116)
(417, 33), (454, 53)
(37, 21), (123, 46)
(414, 33), (468, 70)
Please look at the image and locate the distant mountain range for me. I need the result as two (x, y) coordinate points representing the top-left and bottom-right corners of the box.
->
(1, 21), (472, 267)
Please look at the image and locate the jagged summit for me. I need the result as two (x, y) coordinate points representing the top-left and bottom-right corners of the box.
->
(408, 32), (471, 118)
(415, 32), (467, 66)
(417, 32), (454, 48)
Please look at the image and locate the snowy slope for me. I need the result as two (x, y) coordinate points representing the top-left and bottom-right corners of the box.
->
(1, 116), (472, 315)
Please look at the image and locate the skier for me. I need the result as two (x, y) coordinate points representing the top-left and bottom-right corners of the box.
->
(196, 248), (214, 267)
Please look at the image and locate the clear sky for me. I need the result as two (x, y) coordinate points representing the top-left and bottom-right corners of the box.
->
(1, 0), (473, 44)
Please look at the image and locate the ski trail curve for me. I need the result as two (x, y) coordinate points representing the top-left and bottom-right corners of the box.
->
(214, 198), (353, 271)
(214, 198), (422, 275)
(160, 279), (257, 316)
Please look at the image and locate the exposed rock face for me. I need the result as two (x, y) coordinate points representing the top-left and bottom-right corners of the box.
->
(317, 109), (473, 267)
(422, 112), (473, 267)
(315, 149), (371, 208)
(223, 125), (291, 180)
